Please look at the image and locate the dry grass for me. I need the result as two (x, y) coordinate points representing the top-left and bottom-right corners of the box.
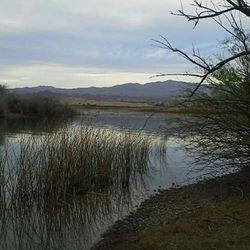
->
(94, 169), (250, 250)
(67, 99), (207, 114)
(64, 97), (151, 107)
(129, 199), (250, 250)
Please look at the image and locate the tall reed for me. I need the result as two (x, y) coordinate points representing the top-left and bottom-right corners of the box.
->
(0, 126), (167, 249)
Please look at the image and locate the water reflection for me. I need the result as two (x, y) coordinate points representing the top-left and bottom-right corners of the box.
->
(0, 121), (168, 250)
(0, 112), (204, 250)
(0, 118), (71, 146)
(73, 110), (180, 133)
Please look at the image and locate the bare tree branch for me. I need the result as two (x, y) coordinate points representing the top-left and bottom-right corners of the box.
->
(153, 35), (250, 96)
(173, 0), (250, 25)
(155, 0), (250, 96)
(150, 73), (203, 78)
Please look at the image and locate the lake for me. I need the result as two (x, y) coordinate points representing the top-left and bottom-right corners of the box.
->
(0, 110), (209, 250)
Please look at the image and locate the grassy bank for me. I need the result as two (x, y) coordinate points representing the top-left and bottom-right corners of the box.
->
(92, 169), (250, 250)
(71, 103), (206, 114)
(64, 96), (209, 114)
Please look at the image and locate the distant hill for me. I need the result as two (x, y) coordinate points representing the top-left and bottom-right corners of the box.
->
(10, 80), (210, 100)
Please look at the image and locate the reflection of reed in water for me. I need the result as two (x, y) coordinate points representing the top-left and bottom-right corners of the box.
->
(0, 117), (69, 146)
(0, 127), (167, 249)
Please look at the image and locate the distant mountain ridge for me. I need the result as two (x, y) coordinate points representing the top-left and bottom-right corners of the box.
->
(10, 80), (209, 100)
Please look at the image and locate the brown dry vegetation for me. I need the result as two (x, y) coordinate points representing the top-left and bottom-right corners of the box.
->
(65, 97), (205, 114)
(93, 169), (250, 250)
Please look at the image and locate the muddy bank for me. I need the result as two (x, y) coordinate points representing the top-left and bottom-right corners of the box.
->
(92, 169), (250, 250)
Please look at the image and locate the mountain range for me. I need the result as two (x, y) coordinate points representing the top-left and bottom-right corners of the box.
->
(10, 80), (209, 100)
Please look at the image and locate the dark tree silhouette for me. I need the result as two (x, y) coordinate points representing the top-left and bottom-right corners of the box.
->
(155, 1), (250, 173)
(153, 0), (250, 96)
(0, 85), (7, 117)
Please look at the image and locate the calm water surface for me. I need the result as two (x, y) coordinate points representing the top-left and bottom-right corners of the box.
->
(0, 111), (208, 250)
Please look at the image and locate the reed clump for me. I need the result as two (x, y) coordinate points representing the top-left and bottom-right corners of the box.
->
(0, 126), (167, 249)
(6, 127), (156, 205)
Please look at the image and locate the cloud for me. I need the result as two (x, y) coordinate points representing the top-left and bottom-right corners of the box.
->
(0, 62), (195, 88)
(0, 64), (151, 88)
(0, 0), (189, 33)
(0, 0), (238, 87)
(145, 49), (168, 59)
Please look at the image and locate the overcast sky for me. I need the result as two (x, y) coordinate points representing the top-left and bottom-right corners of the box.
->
(0, 0), (228, 88)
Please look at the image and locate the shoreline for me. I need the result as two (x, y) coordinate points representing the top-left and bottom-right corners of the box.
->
(70, 104), (205, 114)
(92, 169), (250, 250)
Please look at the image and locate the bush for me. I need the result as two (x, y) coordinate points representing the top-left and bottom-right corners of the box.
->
(0, 85), (7, 117)
(7, 94), (74, 117)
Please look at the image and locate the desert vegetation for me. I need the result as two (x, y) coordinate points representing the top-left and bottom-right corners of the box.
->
(0, 86), (74, 118)
(0, 85), (7, 117)
(7, 94), (74, 117)
(154, 0), (250, 174)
